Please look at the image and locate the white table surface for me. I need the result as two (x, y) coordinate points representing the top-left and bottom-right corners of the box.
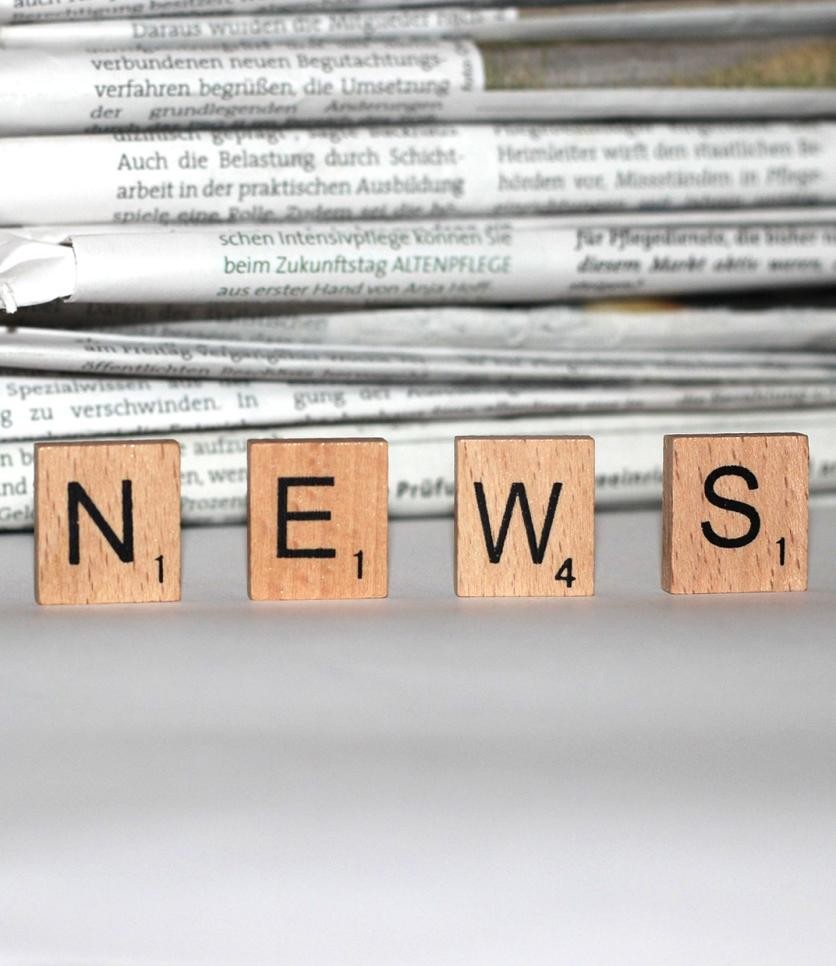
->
(1, 508), (835, 964)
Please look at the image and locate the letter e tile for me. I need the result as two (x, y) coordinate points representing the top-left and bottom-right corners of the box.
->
(248, 438), (388, 600)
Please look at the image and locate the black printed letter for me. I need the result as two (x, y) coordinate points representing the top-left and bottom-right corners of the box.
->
(67, 479), (134, 565)
(474, 481), (562, 564)
(701, 465), (761, 549)
(277, 476), (337, 559)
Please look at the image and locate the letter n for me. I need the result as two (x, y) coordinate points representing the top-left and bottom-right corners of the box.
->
(67, 479), (135, 565)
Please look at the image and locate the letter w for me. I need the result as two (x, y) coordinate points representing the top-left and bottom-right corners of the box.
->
(473, 481), (562, 564)
(67, 480), (134, 565)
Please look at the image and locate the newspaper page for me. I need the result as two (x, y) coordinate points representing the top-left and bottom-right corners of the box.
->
(3, 123), (836, 227)
(6, 326), (836, 384)
(2, 408), (836, 529)
(4, 3), (836, 48)
(3, 214), (836, 310)
(17, 300), (836, 352)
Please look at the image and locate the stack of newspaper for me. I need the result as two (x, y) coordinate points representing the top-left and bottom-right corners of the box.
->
(1, 0), (835, 529)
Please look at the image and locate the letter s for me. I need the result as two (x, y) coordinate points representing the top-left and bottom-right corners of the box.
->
(701, 465), (761, 549)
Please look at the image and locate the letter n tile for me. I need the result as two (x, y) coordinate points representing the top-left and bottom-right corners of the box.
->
(35, 440), (181, 605)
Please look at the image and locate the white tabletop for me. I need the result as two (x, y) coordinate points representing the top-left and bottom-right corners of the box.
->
(1, 508), (835, 964)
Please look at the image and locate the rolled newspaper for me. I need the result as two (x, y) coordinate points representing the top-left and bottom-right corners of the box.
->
(2, 211), (836, 310)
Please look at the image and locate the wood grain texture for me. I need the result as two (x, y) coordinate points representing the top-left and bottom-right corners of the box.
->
(35, 440), (181, 605)
(455, 436), (595, 598)
(662, 433), (808, 595)
(248, 438), (388, 601)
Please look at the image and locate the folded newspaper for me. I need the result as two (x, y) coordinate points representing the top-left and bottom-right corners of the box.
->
(4, 0), (821, 25)
(4, 1), (836, 48)
(1, 36), (834, 136)
(3, 122), (835, 227)
(2, 408), (836, 530)
(16, 299), (836, 352)
(2, 0), (834, 537)
(0, 0), (622, 24)
(8, 324), (836, 383)
(0, 292), (835, 528)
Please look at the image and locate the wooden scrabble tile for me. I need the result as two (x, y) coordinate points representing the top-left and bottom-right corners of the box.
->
(662, 433), (808, 595)
(248, 438), (388, 601)
(455, 436), (595, 598)
(35, 440), (181, 605)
